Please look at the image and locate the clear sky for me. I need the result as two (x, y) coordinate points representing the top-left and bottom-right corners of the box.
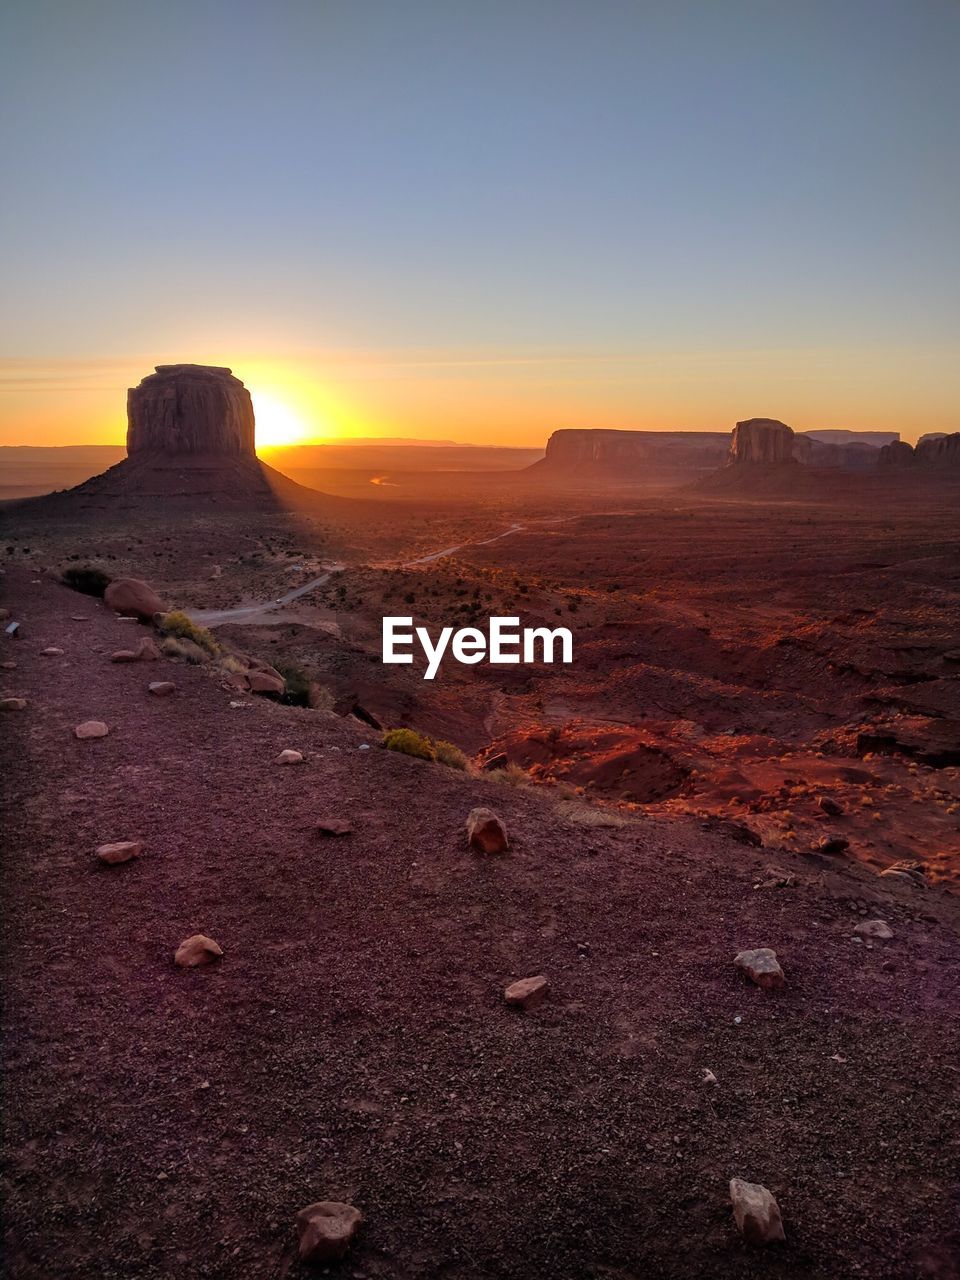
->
(1, 0), (957, 447)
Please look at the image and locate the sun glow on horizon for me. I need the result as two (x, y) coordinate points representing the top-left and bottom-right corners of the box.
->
(251, 391), (315, 448)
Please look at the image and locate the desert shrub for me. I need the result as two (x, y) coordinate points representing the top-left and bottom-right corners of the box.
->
(311, 684), (336, 712)
(62, 565), (111, 597)
(382, 728), (435, 761)
(160, 610), (219, 656)
(433, 739), (468, 771)
(555, 799), (628, 828)
(217, 654), (248, 675)
(160, 635), (210, 664)
(488, 763), (532, 788)
(276, 663), (311, 708)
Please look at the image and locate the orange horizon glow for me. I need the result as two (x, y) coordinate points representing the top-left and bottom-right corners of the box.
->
(0, 348), (956, 450)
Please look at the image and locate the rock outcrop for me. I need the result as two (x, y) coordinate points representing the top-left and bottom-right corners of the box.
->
(127, 365), (256, 457)
(879, 440), (916, 467)
(728, 419), (796, 466)
(916, 431), (960, 466)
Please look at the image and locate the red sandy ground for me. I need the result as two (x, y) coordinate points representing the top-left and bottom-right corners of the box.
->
(2, 564), (960, 1279)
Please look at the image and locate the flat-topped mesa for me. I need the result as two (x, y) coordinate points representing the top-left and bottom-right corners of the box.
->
(127, 364), (256, 457)
(728, 418), (796, 466)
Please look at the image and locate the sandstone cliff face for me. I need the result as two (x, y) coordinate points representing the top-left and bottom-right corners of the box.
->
(916, 431), (960, 466)
(878, 440), (916, 467)
(539, 429), (728, 470)
(728, 419), (796, 465)
(127, 365), (256, 456)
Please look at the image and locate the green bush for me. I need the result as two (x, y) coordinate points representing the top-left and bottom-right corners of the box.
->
(433, 739), (467, 770)
(160, 610), (219, 657)
(62, 565), (111, 597)
(277, 663), (311, 708)
(382, 727), (435, 760)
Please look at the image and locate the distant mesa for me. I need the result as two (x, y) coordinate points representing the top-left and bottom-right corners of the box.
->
(728, 418), (797, 466)
(127, 364), (256, 457)
(4, 362), (342, 516)
(879, 432), (960, 468)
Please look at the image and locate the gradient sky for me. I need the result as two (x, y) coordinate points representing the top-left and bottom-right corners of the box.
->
(1, 0), (958, 447)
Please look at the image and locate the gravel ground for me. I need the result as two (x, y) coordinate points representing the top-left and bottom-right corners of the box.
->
(2, 566), (959, 1279)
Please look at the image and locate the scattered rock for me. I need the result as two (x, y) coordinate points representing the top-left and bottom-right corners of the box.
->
(74, 720), (109, 739)
(96, 840), (141, 865)
(104, 577), (166, 621)
(316, 819), (352, 836)
(482, 751), (509, 772)
(880, 861), (927, 888)
(275, 749), (304, 766)
(39, 646), (64, 656)
(701, 1067), (718, 1086)
(816, 835), (850, 855)
(0, 660), (17, 670)
(295, 1200), (363, 1264)
(248, 670), (285, 697)
(135, 637), (161, 661)
(148, 681), (176, 697)
(466, 806), (508, 854)
(504, 975), (549, 1010)
(734, 948), (785, 990)
(854, 919), (894, 940)
(111, 650), (138, 663)
(729, 1177), (785, 1244)
(817, 795), (844, 816)
(174, 935), (223, 967)
(1, 697), (28, 711)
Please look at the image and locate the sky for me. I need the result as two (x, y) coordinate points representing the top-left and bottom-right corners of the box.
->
(1, 0), (958, 448)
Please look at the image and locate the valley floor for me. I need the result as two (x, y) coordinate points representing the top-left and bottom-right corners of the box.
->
(2, 566), (960, 1278)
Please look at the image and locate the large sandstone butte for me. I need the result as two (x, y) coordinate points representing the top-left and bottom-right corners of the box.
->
(127, 365), (256, 456)
(728, 418), (796, 466)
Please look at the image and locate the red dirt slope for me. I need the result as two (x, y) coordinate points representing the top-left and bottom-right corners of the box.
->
(2, 566), (959, 1279)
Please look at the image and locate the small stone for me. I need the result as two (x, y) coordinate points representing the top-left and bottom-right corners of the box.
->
(40, 646), (64, 656)
(0, 660), (17, 670)
(854, 918), (894, 940)
(734, 947), (785, 990)
(466, 806), (508, 854)
(296, 1200), (363, 1264)
(316, 819), (352, 836)
(729, 1177), (785, 1244)
(816, 835), (849, 855)
(174, 935), (223, 967)
(111, 650), (138, 663)
(96, 840), (141, 865)
(1, 697), (28, 711)
(275, 749), (304, 766)
(74, 720), (109, 739)
(504, 975), (549, 1010)
(148, 681), (176, 697)
(482, 751), (509, 772)
(701, 1067), (718, 1085)
(817, 795), (844, 816)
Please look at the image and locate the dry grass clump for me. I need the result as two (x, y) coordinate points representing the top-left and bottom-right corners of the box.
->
(160, 610), (219, 657)
(555, 798), (628, 829)
(433, 739), (468, 771)
(160, 635), (210, 664)
(61, 565), (111, 597)
(382, 728), (468, 771)
(488, 763), (533, 788)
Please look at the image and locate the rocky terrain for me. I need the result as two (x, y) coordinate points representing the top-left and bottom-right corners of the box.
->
(3, 563), (960, 1279)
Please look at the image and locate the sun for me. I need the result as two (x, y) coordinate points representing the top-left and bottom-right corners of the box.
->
(252, 393), (310, 448)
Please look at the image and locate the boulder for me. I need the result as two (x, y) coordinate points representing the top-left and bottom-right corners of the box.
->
(816, 795), (843, 816)
(316, 819), (352, 836)
(74, 720), (109, 739)
(854, 919), (894, 940)
(504, 975), (549, 1010)
(1, 697), (28, 711)
(295, 1201), (363, 1264)
(729, 1178), (785, 1244)
(148, 681), (176, 697)
(96, 840), (141, 865)
(728, 419), (796, 466)
(248, 670), (285, 697)
(482, 751), (509, 772)
(275, 749), (304, 766)
(174, 935), (223, 967)
(104, 578), (166, 621)
(734, 947), (784, 990)
(466, 806), (508, 853)
(127, 364), (256, 457)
